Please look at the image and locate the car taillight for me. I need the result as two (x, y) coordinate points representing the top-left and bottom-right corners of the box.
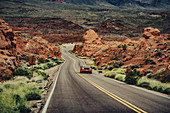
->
(82, 67), (84, 70)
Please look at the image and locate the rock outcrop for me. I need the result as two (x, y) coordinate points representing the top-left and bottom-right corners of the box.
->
(0, 19), (61, 80)
(73, 28), (170, 78)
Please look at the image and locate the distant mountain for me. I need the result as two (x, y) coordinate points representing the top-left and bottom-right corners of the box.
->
(105, 0), (170, 7)
(44, 0), (170, 8)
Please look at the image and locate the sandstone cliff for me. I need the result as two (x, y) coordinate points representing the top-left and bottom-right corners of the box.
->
(0, 19), (61, 80)
(73, 27), (170, 80)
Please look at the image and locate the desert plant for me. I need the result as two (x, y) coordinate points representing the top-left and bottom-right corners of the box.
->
(107, 65), (113, 71)
(96, 61), (100, 66)
(115, 74), (125, 81)
(156, 68), (166, 74)
(12, 68), (31, 79)
(138, 82), (151, 89)
(122, 44), (127, 50)
(0, 88), (3, 93)
(38, 58), (45, 64)
(163, 88), (170, 95)
(146, 73), (154, 78)
(125, 69), (142, 85)
(104, 71), (116, 78)
(25, 92), (41, 101)
(17, 104), (31, 113)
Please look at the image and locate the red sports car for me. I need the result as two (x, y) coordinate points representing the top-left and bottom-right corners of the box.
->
(80, 65), (92, 74)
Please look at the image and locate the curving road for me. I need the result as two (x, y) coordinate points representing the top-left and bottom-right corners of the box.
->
(44, 44), (170, 113)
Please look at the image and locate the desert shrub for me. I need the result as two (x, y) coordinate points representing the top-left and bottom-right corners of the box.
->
(115, 74), (125, 81)
(0, 88), (3, 93)
(150, 60), (156, 65)
(38, 58), (45, 64)
(158, 58), (163, 62)
(125, 69), (142, 85)
(98, 70), (103, 73)
(163, 88), (170, 95)
(154, 51), (162, 57)
(55, 60), (62, 64)
(25, 92), (41, 101)
(145, 59), (150, 65)
(96, 61), (100, 66)
(113, 61), (123, 68)
(108, 65), (113, 71)
(37, 71), (49, 80)
(117, 45), (121, 48)
(47, 63), (54, 68)
(122, 44), (127, 50)
(104, 71), (116, 78)
(25, 56), (30, 62)
(12, 68), (31, 79)
(130, 65), (139, 69)
(17, 104), (31, 113)
(156, 68), (166, 74)
(101, 64), (106, 67)
(3, 84), (11, 89)
(146, 73), (154, 78)
(138, 82), (151, 89)
(158, 87), (164, 93)
(98, 68), (102, 70)
(91, 65), (97, 70)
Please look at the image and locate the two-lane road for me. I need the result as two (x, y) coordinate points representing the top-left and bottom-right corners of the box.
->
(44, 44), (170, 113)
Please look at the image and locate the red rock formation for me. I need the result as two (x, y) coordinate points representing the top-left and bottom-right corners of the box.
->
(73, 27), (170, 77)
(143, 27), (160, 39)
(0, 19), (61, 80)
(0, 19), (18, 78)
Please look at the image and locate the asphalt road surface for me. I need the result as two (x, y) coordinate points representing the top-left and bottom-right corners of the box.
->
(44, 44), (170, 113)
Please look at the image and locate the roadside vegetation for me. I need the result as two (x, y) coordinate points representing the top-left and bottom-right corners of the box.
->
(0, 57), (63, 113)
(104, 66), (170, 95)
(85, 61), (170, 95)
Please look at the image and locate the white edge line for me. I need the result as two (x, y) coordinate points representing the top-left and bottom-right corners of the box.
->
(42, 55), (65, 113)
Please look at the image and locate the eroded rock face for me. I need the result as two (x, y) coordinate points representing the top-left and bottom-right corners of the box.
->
(143, 27), (160, 39)
(0, 19), (18, 78)
(73, 28), (170, 77)
(0, 19), (61, 80)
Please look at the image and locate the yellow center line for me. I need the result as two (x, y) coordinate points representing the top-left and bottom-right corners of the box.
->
(67, 53), (148, 113)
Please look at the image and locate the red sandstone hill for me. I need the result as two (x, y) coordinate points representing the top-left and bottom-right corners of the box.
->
(73, 28), (170, 82)
(0, 19), (61, 79)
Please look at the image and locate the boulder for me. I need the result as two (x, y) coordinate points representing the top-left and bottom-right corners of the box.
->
(143, 27), (160, 39)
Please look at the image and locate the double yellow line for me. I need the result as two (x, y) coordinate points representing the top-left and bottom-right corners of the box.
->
(68, 53), (147, 113)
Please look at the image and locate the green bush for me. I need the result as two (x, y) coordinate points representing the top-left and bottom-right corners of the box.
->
(96, 61), (100, 66)
(98, 70), (103, 73)
(38, 58), (45, 64)
(25, 92), (41, 101)
(163, 88), (170, 95)
(12, 68), (31, 79)
(104, 71), (116, 78)
(115, 74), (125, 81)
(138, 82), (151, 89)
(91, 65), (97, 70)
(125, 69), (142, 85)
(37, 71), (49, 80)
(107, 65), (113, 71)
(0, 88), (3, 93)
(146, 73), (154, 78)
(17, 104), (31, 113)
(122, 44), (127, 50)
(156, 68), (166, 74)
(47, 63), (54, 68)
